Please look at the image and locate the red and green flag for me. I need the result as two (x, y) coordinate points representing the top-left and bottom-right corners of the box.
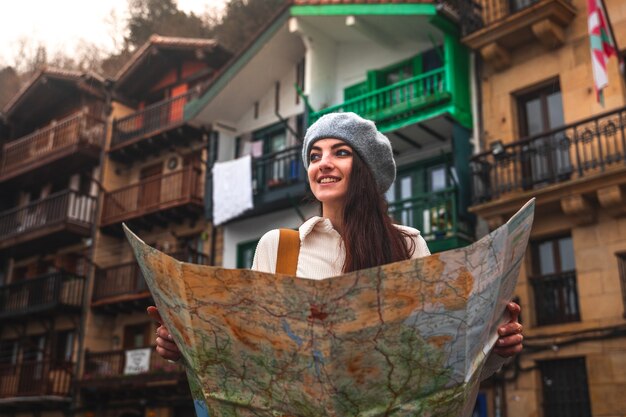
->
(587, 0), (623, 105)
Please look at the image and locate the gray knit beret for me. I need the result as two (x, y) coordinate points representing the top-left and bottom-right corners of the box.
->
(302, 112), (395, 193)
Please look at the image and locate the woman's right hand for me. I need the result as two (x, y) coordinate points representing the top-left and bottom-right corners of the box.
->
(147, 306), (182, 362)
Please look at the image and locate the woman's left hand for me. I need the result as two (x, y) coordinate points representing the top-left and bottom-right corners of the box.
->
(493, 301), (523, 358)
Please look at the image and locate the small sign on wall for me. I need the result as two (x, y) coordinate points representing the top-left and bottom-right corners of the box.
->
(124, 348), (151, 375)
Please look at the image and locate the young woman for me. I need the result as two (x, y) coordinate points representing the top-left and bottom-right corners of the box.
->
(149, 112), (523, 364)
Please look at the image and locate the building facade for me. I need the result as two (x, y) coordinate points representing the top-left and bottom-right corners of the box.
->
(0, 69), (107, 417)
(463, 0), (626, 415)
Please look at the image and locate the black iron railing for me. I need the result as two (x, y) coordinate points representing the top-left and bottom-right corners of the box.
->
(111, 88), (200, 148)
(531, 271), (580, 326)
(252, 145), (306, 195)
(471, 106), (626, 203)
(0, 271), (85, 319)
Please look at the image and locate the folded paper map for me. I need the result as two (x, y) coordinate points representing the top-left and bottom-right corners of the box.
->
(124, 199), (534, 417)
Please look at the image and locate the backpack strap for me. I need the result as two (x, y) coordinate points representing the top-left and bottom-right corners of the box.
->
(276, 229), (300, 275)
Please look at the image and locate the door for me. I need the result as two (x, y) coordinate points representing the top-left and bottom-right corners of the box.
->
(518, 80), (569, 188)
(18, 335), (46, 395)
(138, 163), (163, 211)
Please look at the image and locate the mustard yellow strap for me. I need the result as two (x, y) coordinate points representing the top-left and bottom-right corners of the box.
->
(276, 229), (300, 276)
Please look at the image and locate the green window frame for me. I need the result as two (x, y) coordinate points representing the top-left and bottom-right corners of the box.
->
(237, 239), (260, 269)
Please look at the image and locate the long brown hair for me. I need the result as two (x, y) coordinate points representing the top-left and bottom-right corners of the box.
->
(340, 152), (415, 273)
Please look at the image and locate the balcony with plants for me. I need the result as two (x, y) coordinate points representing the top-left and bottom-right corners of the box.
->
(109, 88), (203, 163)
(470, 105), (626, 219)
(0, 190), (96, 256)
(100, 166), (204, 235)
(0, 111), (104, 187)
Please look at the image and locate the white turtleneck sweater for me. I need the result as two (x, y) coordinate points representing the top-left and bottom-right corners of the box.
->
(251, 216), (431, 279)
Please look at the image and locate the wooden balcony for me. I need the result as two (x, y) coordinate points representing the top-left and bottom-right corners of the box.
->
(0, 112), (104, 188)
(109, 89), (204, 163)
(0, 360), (73, 402)
(309, 68), (452, 133)
(388, 187), (473, 253)
(462, 0), (576, 70)
(470, 106), (626, 221)
(0, 190), (96, 257)
(92, 251), (209, 313)
(531, 270), (580, 326)
(100, 167), (203, 235)
(0, 271), (84, 321)
(80, 347), (188, 401)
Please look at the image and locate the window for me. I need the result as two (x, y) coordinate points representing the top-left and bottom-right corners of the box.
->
(295, 58), (305, 104)
(516, 79), (570, 188)
(386, 157), (453, 238)
(52, 331), (74, 362)
(617, 251), (626, 317)
(123, 324), (150, 349)
(530, 236), (580, 325)
(539, 357), (592, 417)
(237, 239), (260, 269)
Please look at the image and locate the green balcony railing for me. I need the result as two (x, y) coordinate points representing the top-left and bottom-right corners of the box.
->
(388, 188), (472, 252)
(310, 68), (450, 129)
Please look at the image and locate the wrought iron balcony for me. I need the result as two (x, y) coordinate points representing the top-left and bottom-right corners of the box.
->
(92, 250), (209, 312)
(0, 190), (96, 255)
(109, 88), (203, 162)
(0, 360), (73, 399)
(0, 271), (85, 320)
(471, 106), (626, 204)
(531, 271), (580, 326)
(233, 145), (309, 218)
(388, 187), (473, 252)
(309, 68), (450, 132)
(101, 167), (203, 233)
(82, 347), (184, 384)
(0, 112), (104, 185)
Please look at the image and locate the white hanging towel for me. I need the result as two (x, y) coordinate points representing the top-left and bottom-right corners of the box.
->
(212, 155), (254, 225)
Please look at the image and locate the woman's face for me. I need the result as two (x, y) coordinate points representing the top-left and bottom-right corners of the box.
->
(307, 138), (353, 207)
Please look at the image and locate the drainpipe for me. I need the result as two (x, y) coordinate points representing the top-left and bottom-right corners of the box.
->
(71, 78), (114, 415)
(470, 51), (484, 154)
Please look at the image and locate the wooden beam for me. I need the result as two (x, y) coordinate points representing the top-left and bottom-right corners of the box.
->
(391, 131), (422, 149)
(417, 123), (447, 142)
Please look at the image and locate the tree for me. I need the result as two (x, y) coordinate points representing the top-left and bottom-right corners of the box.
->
(208, 0), (287, 53)
(125, 0), (212, 49)
(0, 66), (21, 109)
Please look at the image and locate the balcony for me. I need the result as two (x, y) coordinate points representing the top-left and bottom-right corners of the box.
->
(470, 106), (626, 218)
(531, 271), (580, 326)
(309, 68), (452, 133)
(388, 188), (473, 253)
(92, 251), (209, 313)
(0, 272), (85, 321)
(80, 347), (186, 397)
(109, 89), (203, 163)
(251, 145), (308, 215)
(101, 167), (203, 235)
(0, 360), (73, 402)
(462, 0), (576, 70)
(0, 190), (96, 257)
(0, 112), (104, 188)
